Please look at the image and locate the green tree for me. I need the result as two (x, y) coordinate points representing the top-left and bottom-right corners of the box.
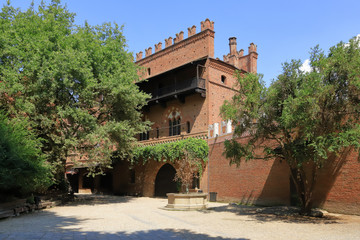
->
(221, 37), (360, 215)
(0, 112), (52, 197)
(0, 1), (149, 188)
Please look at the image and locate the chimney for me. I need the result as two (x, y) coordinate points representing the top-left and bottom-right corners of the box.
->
(229, 37), (237, 55)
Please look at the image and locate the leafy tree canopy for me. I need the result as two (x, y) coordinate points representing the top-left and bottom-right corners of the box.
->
(221, 36), (360, 214)
(0, 112), (52, 197)
(0, 0), (150, 185)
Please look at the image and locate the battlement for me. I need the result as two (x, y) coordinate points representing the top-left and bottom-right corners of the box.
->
(135, 19), (215, 79)
(135, 18), (215, 62)
(223, 37), (258, 73)
(135, 19), (257, 78)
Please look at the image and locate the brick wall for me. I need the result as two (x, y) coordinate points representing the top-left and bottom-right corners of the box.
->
(206, 59), (239, 125)
(313, 149), (360, 214)
(200, 134), (360, 215)
(143, 94), (208, 140)
(201, 134), (290, 205)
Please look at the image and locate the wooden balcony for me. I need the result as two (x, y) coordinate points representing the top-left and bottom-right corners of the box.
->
(147, 77), (206, 104)
(137, 131), (208, 147)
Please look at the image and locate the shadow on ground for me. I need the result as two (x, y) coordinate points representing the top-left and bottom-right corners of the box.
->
(64, 194), (135, 206)
(0, 210), (248, 240)
(203, 204), (340, 224)
(0, 229), (249, 240)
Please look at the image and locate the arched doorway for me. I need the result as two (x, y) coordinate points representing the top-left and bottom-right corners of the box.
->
(154, 163), (178, 197)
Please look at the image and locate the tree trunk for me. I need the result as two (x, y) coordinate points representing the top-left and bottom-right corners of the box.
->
(300, 200), (313, 215)
(290, 167), (313, 216)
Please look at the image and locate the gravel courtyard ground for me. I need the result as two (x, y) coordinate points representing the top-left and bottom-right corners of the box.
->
(1, 194), (360, 240)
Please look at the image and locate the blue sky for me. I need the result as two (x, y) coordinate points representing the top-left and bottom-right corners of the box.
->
(6, 0), (360, 86)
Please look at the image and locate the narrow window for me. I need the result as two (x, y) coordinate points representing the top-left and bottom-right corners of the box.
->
(156, 127), (159, 138)
(139, 131), (149, 141)
(169, 120), (173, 136)
(221, 75), (226, 84)
(169, 118), (181, 136)
(147, 68), (151, 75)
(172, 119), (177, 136)
(187, 121), (191, 133)
(177, 118), (181, 135)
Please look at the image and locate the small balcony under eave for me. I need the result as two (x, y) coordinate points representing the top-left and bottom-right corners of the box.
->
(149, 77), (205, 105)
(137, 58), (207, 107)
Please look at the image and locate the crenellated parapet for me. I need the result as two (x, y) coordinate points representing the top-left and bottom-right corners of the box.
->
(135, 19), (215, 62)
(223, 37), (258, 73)
(136, 51), (143, 61)
(165, 37), (173, 48)
(174, 31), (184, 44)
(201, 18), (214, 31)
(145, 47), (152, 57)
(155, 42), (162, 53)
(187, 25), (196, 37)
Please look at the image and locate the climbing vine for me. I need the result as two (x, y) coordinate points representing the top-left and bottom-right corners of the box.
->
(133, 138), (208, 193)
(133, 138), (208, 165)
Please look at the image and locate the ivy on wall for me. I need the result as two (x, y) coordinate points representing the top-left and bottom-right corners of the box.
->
(132, 138), (209, 165)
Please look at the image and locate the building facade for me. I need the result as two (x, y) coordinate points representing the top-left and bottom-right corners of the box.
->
(68, 19), (360, 215)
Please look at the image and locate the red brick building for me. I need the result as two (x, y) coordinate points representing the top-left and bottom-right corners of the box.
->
(70, 19), (360, 215)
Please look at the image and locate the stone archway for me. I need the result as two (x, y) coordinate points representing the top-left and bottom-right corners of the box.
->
(154, 163), (178, 197)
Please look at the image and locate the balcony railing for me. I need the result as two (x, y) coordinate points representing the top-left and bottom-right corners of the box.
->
(149, 77), (205, 102)
(137, 131), (208, 147)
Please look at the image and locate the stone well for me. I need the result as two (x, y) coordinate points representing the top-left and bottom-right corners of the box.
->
(165, 193), (208, 210)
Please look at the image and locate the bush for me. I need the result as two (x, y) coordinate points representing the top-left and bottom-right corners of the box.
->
(0, 113), (52, 197)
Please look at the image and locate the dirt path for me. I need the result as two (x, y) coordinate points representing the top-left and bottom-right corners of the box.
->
(1, 194), (360, 239)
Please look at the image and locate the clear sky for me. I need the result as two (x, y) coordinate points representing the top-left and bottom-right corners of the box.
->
(6, 0), (360, 86)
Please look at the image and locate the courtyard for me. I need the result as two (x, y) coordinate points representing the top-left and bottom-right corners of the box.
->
(0, 195), (360, 240)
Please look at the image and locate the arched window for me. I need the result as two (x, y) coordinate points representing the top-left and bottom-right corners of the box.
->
(169, 118), (181, 136)
(139, 131), (149, 141)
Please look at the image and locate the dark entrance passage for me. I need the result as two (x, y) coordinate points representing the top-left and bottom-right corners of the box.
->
(154, 163), (178, 197)
(100, 173), (113, 193)
(67, 174), (79, 193)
